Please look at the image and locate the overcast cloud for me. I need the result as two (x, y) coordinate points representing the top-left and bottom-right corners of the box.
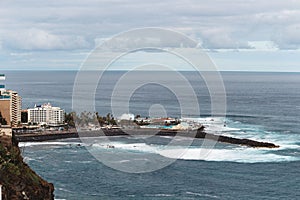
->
(0, 0), (299, 71)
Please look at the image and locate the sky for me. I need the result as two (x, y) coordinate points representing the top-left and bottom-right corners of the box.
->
(0, 0), (300, 71)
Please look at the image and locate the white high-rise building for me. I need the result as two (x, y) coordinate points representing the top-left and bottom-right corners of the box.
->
(28, 103), (64, 125)
(0, 74), (6, 98)
(0, 74), (22, 127)
(0, 74), (5, 92)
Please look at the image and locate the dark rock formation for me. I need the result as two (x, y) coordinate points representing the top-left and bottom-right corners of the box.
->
(195, 130), (279, 148)
(0, 136), (54, 200)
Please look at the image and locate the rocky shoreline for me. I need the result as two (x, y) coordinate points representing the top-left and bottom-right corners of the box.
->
(0, 135), (54, 200)
(14, 128), (279, 148)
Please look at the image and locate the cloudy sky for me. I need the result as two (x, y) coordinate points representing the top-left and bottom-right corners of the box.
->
(0, 0), (300, 71)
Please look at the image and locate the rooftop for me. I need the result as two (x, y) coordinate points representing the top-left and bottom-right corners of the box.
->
(30, 103), (63, 110)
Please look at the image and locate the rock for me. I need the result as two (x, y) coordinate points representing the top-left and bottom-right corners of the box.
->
(0, 136), (54, 200)
(195, 129), (279, 148)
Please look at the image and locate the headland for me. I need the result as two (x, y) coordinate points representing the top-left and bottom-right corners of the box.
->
(0, 135), (54, 199)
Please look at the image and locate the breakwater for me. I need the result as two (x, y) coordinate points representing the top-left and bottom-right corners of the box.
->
(14, 128), (279, 148)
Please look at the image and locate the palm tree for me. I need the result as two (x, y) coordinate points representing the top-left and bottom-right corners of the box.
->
(0, 112), (7, 125)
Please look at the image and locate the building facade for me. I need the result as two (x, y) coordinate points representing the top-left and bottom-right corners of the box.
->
(10, 91), (22, 126)
(0, 74), (5, 91)
(0, 75), (22, 127)
(28, 103), (64, 125)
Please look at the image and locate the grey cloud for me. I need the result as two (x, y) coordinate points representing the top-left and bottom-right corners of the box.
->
(0, 0), (300, 50)
(199, 27), (251, 49)
(273, 24), (300, 49)
(2, 29), (92, 50)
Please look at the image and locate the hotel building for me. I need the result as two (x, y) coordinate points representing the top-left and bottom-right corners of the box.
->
(0, 74), (22, 127)
(28, 103), (64, 125)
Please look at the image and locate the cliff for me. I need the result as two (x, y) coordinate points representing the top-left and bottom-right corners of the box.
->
(0, 135), (54, 200)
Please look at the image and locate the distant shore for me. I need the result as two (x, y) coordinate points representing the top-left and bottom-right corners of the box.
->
(14, 128), (279, 148)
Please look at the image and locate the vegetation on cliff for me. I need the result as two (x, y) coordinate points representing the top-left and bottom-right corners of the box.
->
(0, 136), (54, 199)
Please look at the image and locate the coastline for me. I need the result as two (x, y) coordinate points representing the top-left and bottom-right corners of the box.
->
(0, 135), (54, 199)
(14, 128), (279, 148)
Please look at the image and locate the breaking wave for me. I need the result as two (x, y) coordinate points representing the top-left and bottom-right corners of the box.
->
(20, 117), (300, 163)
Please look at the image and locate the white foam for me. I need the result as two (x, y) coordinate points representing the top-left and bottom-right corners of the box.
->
(280, 144), (300, 150)
(22, 139), (300, 163)
(145, 194), (174, 197)
(206, 126), (240, 132)
(187, 117), (300, 153)
(91, 142), (157, 153)
(186, 191), (219, 199)
(23, 156), (35, 162)
(19, 116), (300, 164)
(19, 141), (77, 147)
(158, 147), (298, 163)
(89, 140), (299, 163)
(119, 159), (131, 163)
(183, 117), (225, 124)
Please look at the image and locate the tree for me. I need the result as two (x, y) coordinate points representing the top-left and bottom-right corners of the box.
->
(96, 112), (117, 126)
(21, 111), (28, 123)
(64, 112), (76, 127)
(96, 112), (105, 126)
(135, 114), (141, 119)
(0, 112), (7, 125)
(106, 113), (111, 124)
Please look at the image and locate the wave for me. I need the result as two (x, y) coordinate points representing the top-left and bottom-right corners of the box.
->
(144, 193), (175, 197)
(19, 141), (79, 147)
(91, 142), (157, 153)
(88, 140), (299, 163)
(158, 147), (298, 163)
(187, 117), (300, 149)
(21, 138), (300, 163)
(199, 114), (260, 118)
(19, 116), (300, 164)
(186, 191), (219, 199)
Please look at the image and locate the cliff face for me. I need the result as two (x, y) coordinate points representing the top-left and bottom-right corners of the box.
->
(0, 136), (54, 200)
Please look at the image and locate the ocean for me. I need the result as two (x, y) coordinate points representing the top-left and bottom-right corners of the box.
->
(4, 70), (300, 199)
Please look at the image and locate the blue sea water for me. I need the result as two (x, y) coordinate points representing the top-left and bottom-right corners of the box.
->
(3, 70), (300, 199)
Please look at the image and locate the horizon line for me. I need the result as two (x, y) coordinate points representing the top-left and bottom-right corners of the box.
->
(1, 69), (300, 73)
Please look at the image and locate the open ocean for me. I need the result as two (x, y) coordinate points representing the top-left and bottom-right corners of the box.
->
(4, 70), (300, 199)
